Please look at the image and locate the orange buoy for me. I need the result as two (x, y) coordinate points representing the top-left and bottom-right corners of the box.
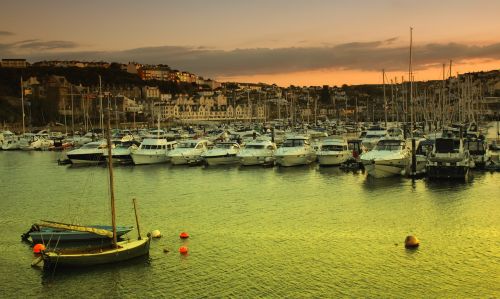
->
(179, 246), (188, 254)
(179, 232), (189, 239)
(405, 235), (420, 249)
(33, 243), (46, 254)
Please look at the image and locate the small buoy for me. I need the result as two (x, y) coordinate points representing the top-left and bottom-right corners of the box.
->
(405, 235), (420, 249)
(179, 232), (189, 239)
(33, 243), (46, 254)
(151, 230), (162, 238)
(179, 246), (188, 254)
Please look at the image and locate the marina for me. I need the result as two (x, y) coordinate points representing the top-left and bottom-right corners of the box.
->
(0, 148), (499, 297)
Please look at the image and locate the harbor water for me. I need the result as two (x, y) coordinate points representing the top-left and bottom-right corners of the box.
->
(0, 151), (499, 297)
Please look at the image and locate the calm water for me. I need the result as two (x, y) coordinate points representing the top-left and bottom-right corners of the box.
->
(0, 151), (499, 298)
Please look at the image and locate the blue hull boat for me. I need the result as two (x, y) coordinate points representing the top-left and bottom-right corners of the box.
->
(25, 224), (134, 243)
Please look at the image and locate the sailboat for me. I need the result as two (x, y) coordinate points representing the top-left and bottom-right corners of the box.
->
(40, 110), (151, 268)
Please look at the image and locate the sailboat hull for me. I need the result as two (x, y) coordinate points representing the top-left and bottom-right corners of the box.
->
(42, 237), (151, 268)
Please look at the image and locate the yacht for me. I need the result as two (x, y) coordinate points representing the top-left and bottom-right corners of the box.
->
(1, 131), (20, 150)
(66, 141), (106, 165)
(426, 137), (474, 179)
(237, 139), (277, 166)
(102, 140), (140, 164)
(316, 137), (352, 166)
(201, 142), (241, 166)
(361, 125), (388, 151)
(274, 135), (316, 167)
(360, 137), (411, 178)
(168, 139), (210, 165)
(131, 138), (177, 165)
(464, 138), (487, 169)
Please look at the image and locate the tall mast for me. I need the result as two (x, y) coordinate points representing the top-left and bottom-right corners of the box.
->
(383, 69), (387, 128)
(106, 108), (118, 248)
(20, 77), (25, 135)
(409, 27), (414, 137)
(71, 85), (75, 135)
(99, 75), (103, 133)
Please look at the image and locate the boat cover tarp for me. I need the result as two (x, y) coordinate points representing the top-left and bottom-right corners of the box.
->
(37, 220), (113, 238)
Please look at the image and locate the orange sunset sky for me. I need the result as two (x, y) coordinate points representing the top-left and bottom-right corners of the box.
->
(0, 0), (499, 86)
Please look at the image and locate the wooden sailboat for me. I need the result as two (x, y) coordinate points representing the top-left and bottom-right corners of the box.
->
(41, 109), (150, 268)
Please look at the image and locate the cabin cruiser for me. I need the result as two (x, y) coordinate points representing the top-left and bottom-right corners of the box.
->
(426, 137), (474, 179)
(201, 142), (241, 166)
(485, 142), (500, 170)
(360, 137), (411, 178)
(274, 135), (316, 167)
(131, 138), (177, 165)
(237, 139), (277, 166)
(168, 139), (210, 165)
(361, 125), (388, 151)
(102, 140), (140, 164)
(316, 137), (351, 166)
(1, 131), (20, 150)
(19, 133), (54, 151)
(66, 141), (106, 165)
(464, 138), (487, 169)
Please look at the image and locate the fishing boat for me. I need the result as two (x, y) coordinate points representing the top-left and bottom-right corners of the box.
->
(38, 110), (150, 268)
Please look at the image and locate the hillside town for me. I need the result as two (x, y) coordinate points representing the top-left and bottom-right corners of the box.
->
(0, 58), (499, 132)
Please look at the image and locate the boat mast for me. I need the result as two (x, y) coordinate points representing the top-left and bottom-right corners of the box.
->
(20, 77), (25, 135)
(106, 109), (118, 248)
(383, 69), (387, 128)
(99, 75), (103, 134)
(409, 27), (414, 138)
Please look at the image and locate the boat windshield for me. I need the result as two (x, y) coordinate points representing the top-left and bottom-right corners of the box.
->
(375, 141), (404, 151)
(216, 143), (234, 149)
(179, 142), (197, 149)
(321, 145), (344, 151)
(245, 144), (265, 149)
(141, 144), (165, 150)
(81, 143), (101, 149)
(435, 139), (460, 153)
(464, 140), (485, 154)
(282, 139), (305, 147)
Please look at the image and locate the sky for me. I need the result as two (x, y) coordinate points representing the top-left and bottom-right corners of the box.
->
(0, 0), (499, 86)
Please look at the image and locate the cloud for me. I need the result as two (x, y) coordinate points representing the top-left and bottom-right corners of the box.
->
(4, 38), (500, 77)
(16, 40), (79, 50)
(0, 30), (14, 36)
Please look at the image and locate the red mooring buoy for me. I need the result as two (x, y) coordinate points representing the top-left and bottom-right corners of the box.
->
(33, 243), (46, 254)
(179, 232), (189, 239)
(179, 246), (188, 254)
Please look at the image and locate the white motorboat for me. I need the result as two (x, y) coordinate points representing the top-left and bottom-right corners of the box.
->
(274, 135), (316, 167)
(237, 139), (277, 166)
(426, 137), (474, 179)
(66, 141), (106, 165)
(131, 138), (177, 165)
(102, 141), (139, 164)
(316, 137), (352, 166)
(168, 139), (210, 165)
(360, 137), (411, 178)
(201, 142), (241, 166)
(1, 131), (20, 150)
(361, 125), (388, 151)
(464, 138), (487, 169)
